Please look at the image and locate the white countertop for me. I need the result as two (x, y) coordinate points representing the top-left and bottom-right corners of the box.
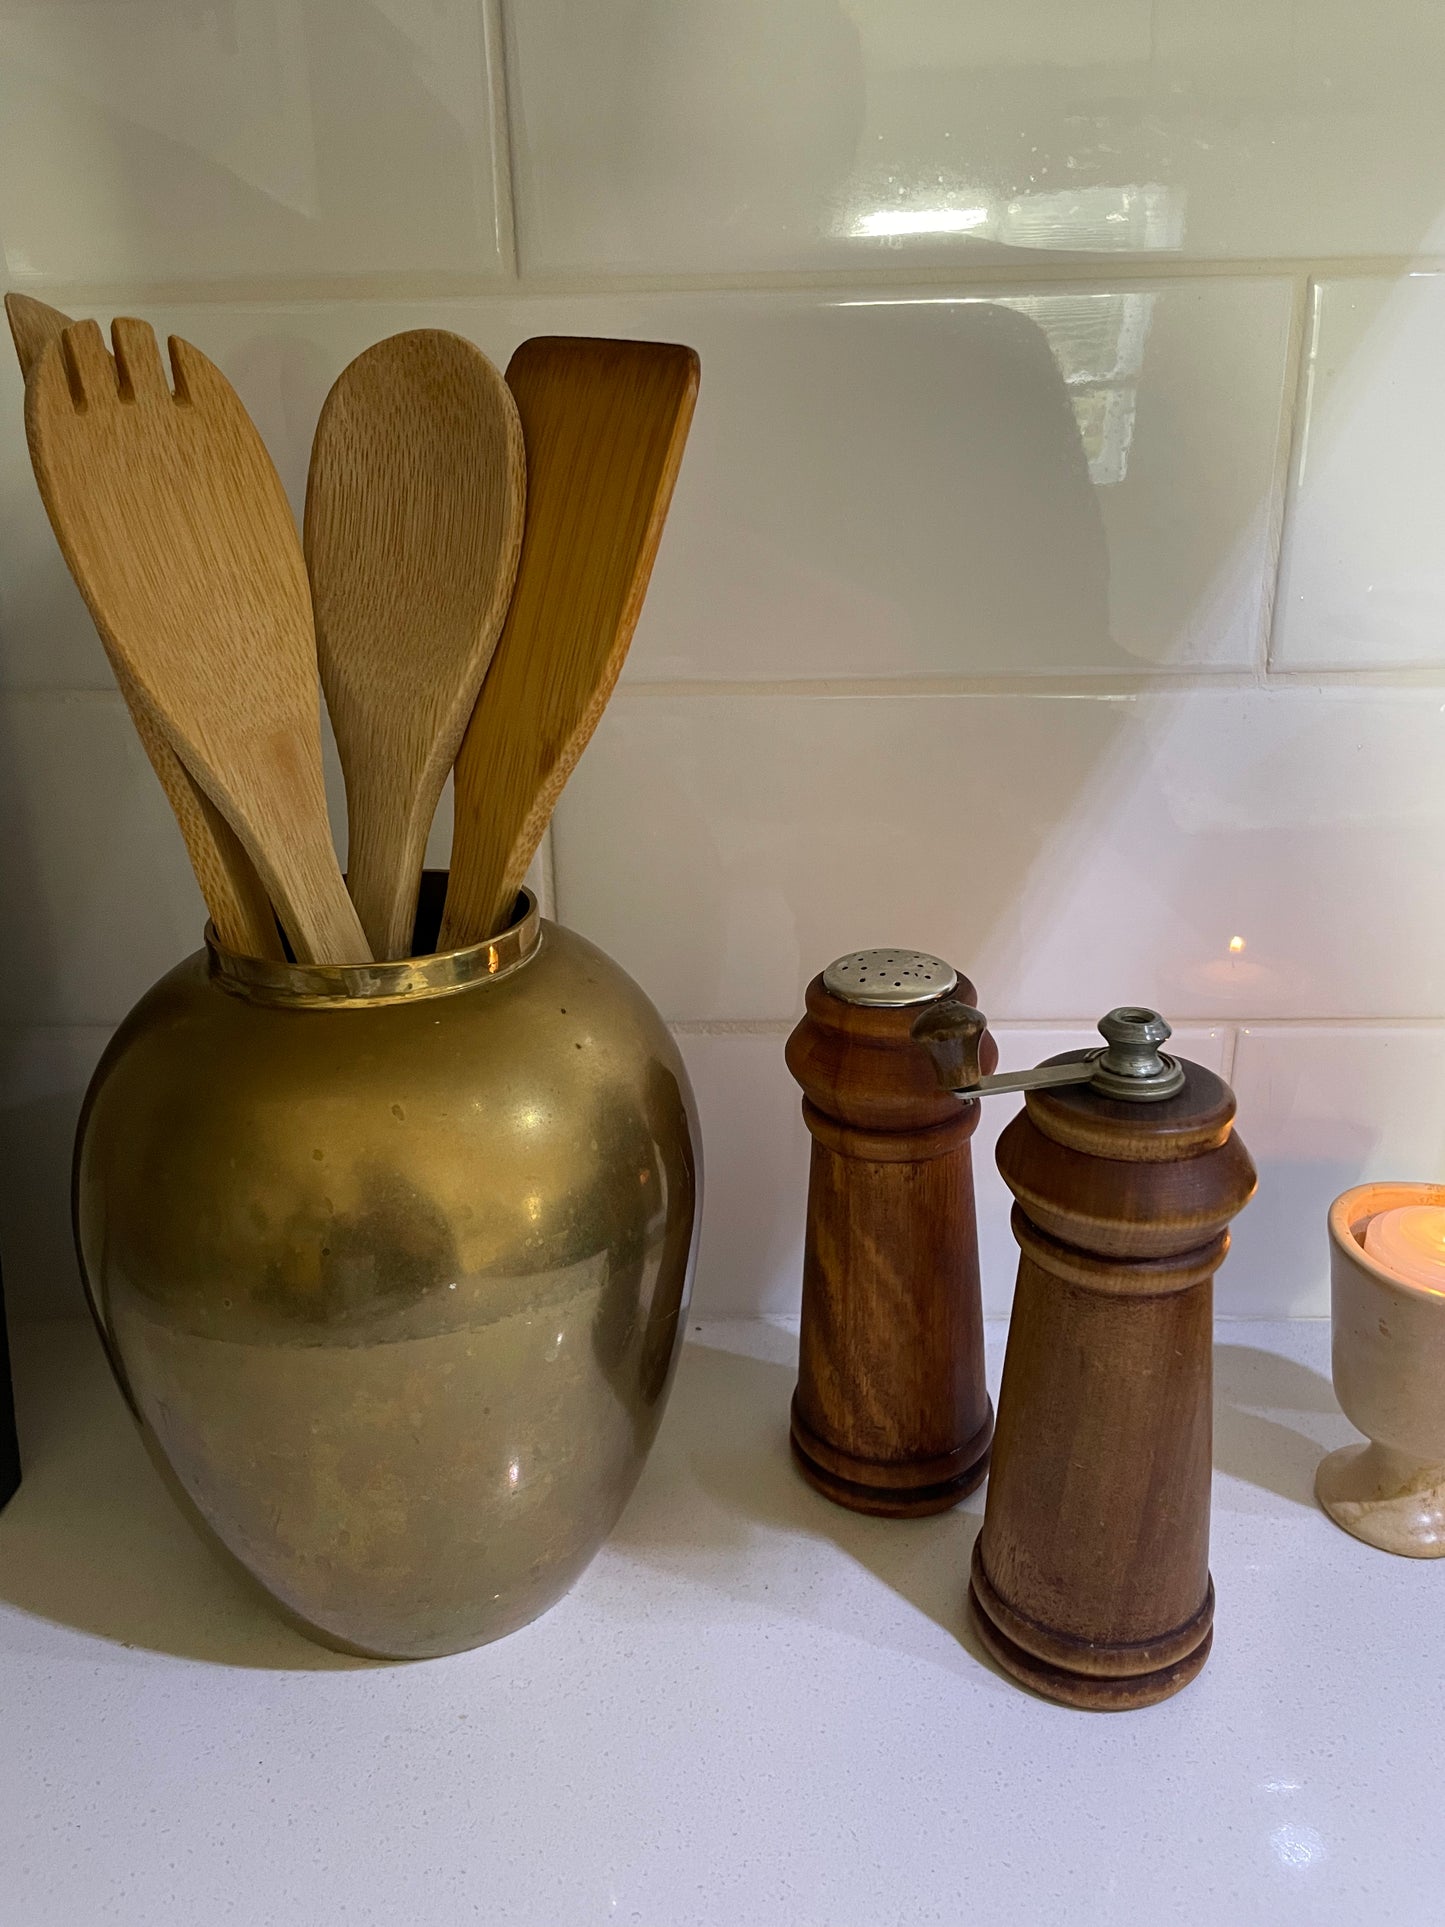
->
(0, 1315), (1439, 1926)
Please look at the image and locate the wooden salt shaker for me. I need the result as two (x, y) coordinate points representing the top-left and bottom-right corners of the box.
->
(786, 950), (996, 1516)
(915, 1004), (1256, 1710)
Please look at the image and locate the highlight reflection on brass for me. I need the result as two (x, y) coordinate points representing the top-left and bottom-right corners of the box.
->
(73, 883), (700, 1660)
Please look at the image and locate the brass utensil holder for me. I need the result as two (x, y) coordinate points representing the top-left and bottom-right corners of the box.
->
(74, 875), (700, 1659)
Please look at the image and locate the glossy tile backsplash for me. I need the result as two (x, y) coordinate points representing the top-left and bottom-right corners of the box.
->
(3, 0), (1445, 1319)
(507, 0), (1445, 271)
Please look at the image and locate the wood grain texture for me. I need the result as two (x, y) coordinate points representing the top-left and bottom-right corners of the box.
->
(784, 972), (997, 1516)
(305, 329), (525, 959)
(6, 294), (281, 959)
(440, 336), (699, 948)
(973, 1058), (1257, 1710)
(25, 319), (369, 965)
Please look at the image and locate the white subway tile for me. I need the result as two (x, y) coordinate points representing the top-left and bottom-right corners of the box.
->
(1228, 1025), (1445, 1316)
(2, 285), (1291, 688)
(553, 686), (1445, 1025)
(0, 1025), (109, 1317)
(0, 351), (110, 690)
(601, 283), (1292, 681)
(673, 1030), (808, 1318)
(1275, 275), (1445, 671)
(507, 0), (1445, 274)
(0, 0), (506, 285)
(0, 692), (214, 1024)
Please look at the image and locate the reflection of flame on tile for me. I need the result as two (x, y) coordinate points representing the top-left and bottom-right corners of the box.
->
(999, 183), (1185, 253)
(998, 288), (1156, 487)
(846, 183), (1183, 253)
(1066, 383), (1141, 487)
(843, 185), (1182, 487)
(1187, 957), (1277, 997)
(852, 206), (988, 237)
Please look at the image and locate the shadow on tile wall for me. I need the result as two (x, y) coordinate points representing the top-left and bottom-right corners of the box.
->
(0, 0), (502, 282)
(663, 297), (1119, 678)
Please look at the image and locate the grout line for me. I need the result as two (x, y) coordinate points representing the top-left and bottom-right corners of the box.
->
(544, 815), (566, 924)
(538, 823), (557, 922)
(1212, 1312), (1331, 1323)
(8, 1013), (1445, 1041)
(8, 254), (1442, 312)
(11, 668), (1445, 704)
(978, 1018), (1245, 1035)
(604, 1312), (1332, 1333)
(610, 667), (1445, 698)
(1217, 1014), (1445, 1030)
(1257, 274), (1313, 681)
(0, 1020), (115, 1038)
(1261, 664), (1445, 686)
(482, 0), (520, 282)
(1041, 1015), (1445, 1031)
(1220, 1023), (1241, 1085)
(0, 685), (126, 705)
(669, 1014), (1445, 1037)
(616, 673), (1224, 699)
(487, 255), (1445, 296)
(670, 1019), (794, 1038)
(1290, 274), (1326, 503)
(1263, 274), (1321, 676)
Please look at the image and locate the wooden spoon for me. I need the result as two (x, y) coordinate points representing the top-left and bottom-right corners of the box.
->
(440, 336), (699, 948)
(305, 329), (524, 958)
(25, 318), (370, 964)
(5, 294), (282, 959)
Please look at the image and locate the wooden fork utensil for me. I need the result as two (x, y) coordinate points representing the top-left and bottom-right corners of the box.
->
(5, 295), (282, 959)
(25, 316), (369, 964)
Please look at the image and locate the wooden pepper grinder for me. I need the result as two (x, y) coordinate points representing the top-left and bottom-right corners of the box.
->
(915, 1003), (1256, 1710)
(786, 950), (997, 1516)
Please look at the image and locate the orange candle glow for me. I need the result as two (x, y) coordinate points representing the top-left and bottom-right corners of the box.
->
(1363, 1205), (1445, 1295)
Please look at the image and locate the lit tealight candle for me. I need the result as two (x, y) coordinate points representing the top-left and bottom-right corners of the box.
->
(1364, 1204), (1445, 1294)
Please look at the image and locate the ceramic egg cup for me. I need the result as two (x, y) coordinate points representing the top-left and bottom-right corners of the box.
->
(1318, 1181), (1445, 1558)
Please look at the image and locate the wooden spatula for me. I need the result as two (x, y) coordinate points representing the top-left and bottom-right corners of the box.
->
(5, 294), (282, 959)
(25, 318), (370, 964)
(440, 336), (699, 948)
(305, 329), (524, 958)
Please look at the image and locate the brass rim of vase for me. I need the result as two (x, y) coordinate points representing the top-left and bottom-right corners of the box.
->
(207, 887), (543, 1010)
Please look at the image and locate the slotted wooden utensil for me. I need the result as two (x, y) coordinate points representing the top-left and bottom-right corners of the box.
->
(6, 294), (282, 959)
(25, 317), (370, 964)
(440, 336), (699, 948)
(305, 328), (525, 959)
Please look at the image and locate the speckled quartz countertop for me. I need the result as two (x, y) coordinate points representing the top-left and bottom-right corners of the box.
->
(0, 1316), (1439, 1926)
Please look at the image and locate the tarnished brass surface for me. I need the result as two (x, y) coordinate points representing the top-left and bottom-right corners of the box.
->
(74, 884), (700, 1659)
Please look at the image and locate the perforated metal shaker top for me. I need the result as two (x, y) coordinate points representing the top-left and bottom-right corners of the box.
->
(821, 949), (957, 1007)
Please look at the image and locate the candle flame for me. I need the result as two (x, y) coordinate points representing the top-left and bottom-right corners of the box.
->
(1229, 935), (1246, 954)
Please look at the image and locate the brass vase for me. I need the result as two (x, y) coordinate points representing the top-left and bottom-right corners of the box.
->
(74, 880), (699, 1659)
